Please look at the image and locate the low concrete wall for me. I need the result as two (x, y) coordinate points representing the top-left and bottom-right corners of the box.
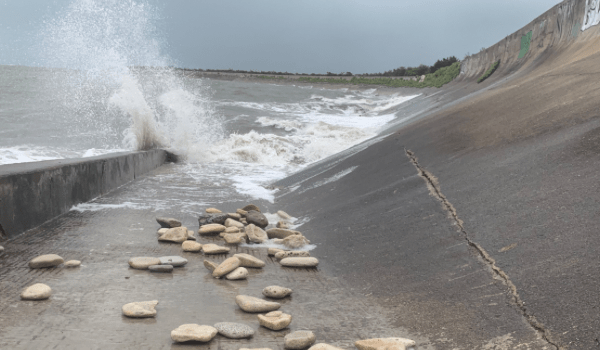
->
(0, 149), (167, 240)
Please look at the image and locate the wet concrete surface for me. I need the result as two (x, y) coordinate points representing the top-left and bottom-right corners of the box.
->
(0, 164), (423, 350)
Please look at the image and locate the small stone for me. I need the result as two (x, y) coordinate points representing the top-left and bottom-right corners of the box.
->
(280, 257), (319, 267)
(171, 324), (217, 343)
(199, 224), (227, 235)
(284, 330), (316, 349)
(234, 253), (266, 268)
(354, 338), (416, 350)
(187, 230), (196, 240)
(275, 251), (310, 260)
(272, 238), (284, 244)
(204, 260), (218, 272)
(266, 228), (301, 239)
(198, 213), (229, 226)
(277, 221), (290, 229)
(20, 283), (52, 300)
(235, 295), (281, 313)
(213, 257), (241, 278)
(224, 226), (241, 233)
(241, 348), (273, 350)
(258, 311), (292, 330)
(226, 267), (249, 280)
(214, 322), (255, 338)
(159, 256), (188, 267)
(64, 260), (81, 267)
(122, 300), (158, 318)
(242, 204), (261, 212)
(277, 210), (292, 220)
(149, 264), (173, 273)
(129, 257), (161, 270)
(282, 235), (310, 249)
(206, 208), (222, 213)
(29, 254), (64, 268)
(225, 218), (244, 228)
(0, 245), (4, 252)
(156, 217), (181, 228)
(158, 227), (188, 243)
(224, 233), (247, 244)
(236, 208), (248, 217)
(202, 244), (231, 255)
(182, 241), (202, 252)
(157, 228), (169, 235)
(268, 248), (286, 256)
(309, 344), (345, 350)
(241, 218), (248, 224)
(228, 212), (242, 220)
(263, 286), (293, 299)
(246, 224), (268, 243)
(246, 210), (268, 228)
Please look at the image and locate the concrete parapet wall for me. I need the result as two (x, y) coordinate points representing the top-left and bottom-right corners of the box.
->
(0, 149), (166, 239)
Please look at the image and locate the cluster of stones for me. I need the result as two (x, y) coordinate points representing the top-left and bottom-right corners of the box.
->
(21, 253), (81, 300)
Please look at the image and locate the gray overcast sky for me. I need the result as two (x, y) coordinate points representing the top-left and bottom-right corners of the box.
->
(1, 0), (561, 74)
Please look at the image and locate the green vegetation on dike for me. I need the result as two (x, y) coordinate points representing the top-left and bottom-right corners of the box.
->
(477, 60), (500, 84)
(296, 62), (461, 88)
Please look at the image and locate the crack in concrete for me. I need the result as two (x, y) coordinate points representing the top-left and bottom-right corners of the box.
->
(405, 149), (562, 350)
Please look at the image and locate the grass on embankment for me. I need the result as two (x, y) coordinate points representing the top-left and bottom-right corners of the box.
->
(478, 60), (500, 83)
(286, 62), (461, 88)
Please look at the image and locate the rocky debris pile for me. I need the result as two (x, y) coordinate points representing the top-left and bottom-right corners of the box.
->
(122, 300), (159, 318)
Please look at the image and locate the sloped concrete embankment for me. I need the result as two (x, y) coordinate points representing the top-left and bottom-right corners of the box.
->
(0, 150), (167, 239)
(459, 0), (600, 81)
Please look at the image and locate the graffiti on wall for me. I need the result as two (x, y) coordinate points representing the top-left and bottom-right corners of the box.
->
(582, 0), (600, 31)
(518, 31), (533, 59)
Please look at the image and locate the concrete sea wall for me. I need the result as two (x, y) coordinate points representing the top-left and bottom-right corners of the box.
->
(0, 149), (167, 240)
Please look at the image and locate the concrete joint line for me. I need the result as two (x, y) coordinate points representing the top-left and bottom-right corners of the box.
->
(405, 149), (562, 350)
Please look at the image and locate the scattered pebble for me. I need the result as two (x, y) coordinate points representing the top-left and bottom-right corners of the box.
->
(159, 256), (188, 267)
(224, 233), (247, 244)
(282, 235), (310, 249)
(235, 295), (281, 313)
(241, 348), (273, 350)
(206, 208), (222, 213)
(214, 322), (255, 338)
(275, 251), (310, 260)
(198, 213), (229, 226)
(29, 254), (64, 269)
(64, 260), (81, 267)
(225, 218), (244, 228)
(242, 204), (260, 212)
(234, 253), (266, 268)
(122, 300), (158, 318)
(158, 227), (188, 243)
(284, 330), (316, 349)
(263, 286), (293, 299)
(266, 228), (301, 239)
(226, 267), (249, 280)
(246, 224), (268, 243)
(0, 245), (4, 253)
(187, 230), (196, 240)
(202, 244), (231, 255)
(245, 210), (268, 228)
(20, 283), (52, 300)
(258, 311), (292, 330)
(354, 338), (416, 350)
(171, 324), (217, 343)
(199, 224), (226, 235)
(156, 217), (181, 228)
(213, 257), (241, 278)
(277, 210), (292, 219)
(276, 221), (290, 229)
(204, 260), (218, 272)
(149, 264), (173, 273)
(157, 228), (169, 235)
(309, 344), (345, 350)
(128, 257), (161, 270)
(236, 208), (248, 217)
(280, 257), (319, 267)
(228, 212), (242, 220)
(268, 248), (287, 256)
(224, 226), (241, 233)
(182, 241), (202, 252)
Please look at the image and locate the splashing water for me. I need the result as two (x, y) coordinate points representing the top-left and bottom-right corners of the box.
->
(39, 0), (222, 155)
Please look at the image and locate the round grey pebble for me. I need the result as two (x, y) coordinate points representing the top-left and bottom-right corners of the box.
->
(149, 264), (173, 273)
(214, 322), (255, 339)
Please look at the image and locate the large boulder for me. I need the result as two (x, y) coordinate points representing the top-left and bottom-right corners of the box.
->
(280, 257), (319, 267)
(20, 283), (51, 300)
(198, 213), (229, 226)
(158, 227), (188, 243)
(235, 295), (281, 313)
(171, 324), (217, 343)
(213, 257), (241, 278)
(354, 338), (416, 350)
(122, 300), (158, 318)
(198, 224), (226, 235)
(214, 322), (254, 339)
(263, 286), (292, 299)
(245, 224), (268, 243)
(284, 331), (316, 349)
(129, 257), (161, 270)
(234, 253), (265, 268)
(29, 254), (64, 269)
(258, 311), (292, 330)
(266, 228), (301, 239)
(156, 217), (181, 228)
(246, 210), (268, 228)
